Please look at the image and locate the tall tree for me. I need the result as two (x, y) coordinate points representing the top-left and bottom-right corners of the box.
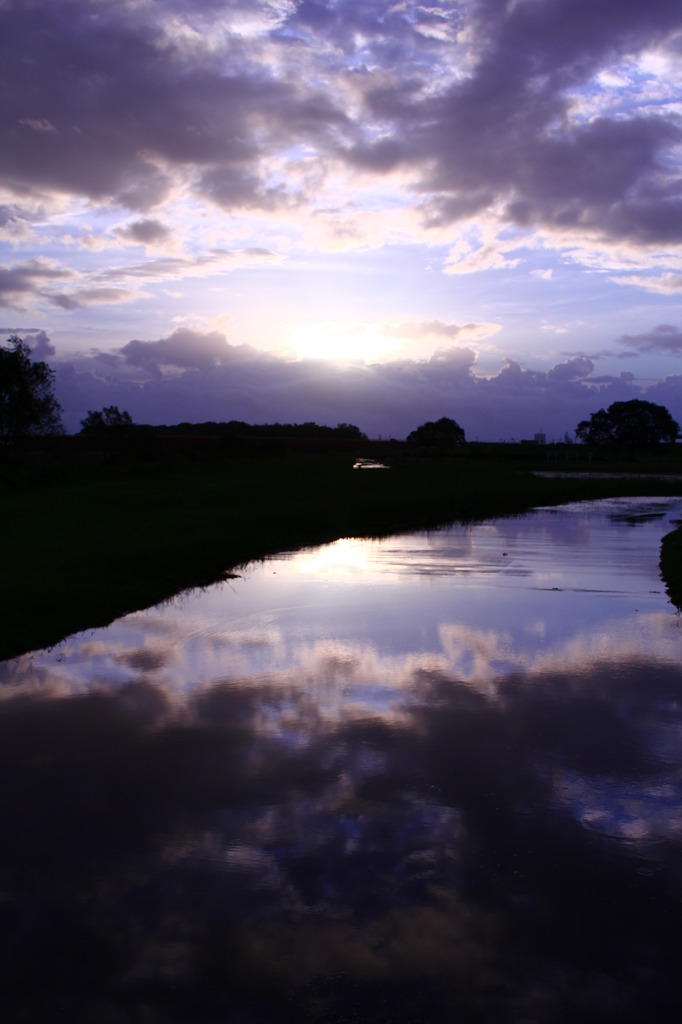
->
(0, 336), (62, 445)
(576, 399), (679, 451)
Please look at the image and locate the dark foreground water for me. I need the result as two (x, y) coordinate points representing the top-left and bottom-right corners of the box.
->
(2, 497), (682, 1023)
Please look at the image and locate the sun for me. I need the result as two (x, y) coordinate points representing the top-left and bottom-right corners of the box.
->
(290, 321), (401, 362)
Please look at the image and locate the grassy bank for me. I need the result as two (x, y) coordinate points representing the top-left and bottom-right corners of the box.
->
(2, 450), (682, 661)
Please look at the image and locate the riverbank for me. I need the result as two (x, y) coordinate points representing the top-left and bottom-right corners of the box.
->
(3, 451), (682, 661)
(661, 524), (682, 610)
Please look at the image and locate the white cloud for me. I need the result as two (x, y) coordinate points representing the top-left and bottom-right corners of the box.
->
(611, 273), (682, 294)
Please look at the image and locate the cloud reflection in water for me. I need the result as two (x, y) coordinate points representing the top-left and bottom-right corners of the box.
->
(1, 499), (682, 1021)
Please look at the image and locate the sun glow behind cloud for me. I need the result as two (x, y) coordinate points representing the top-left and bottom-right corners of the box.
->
(291, 321), (403, 362)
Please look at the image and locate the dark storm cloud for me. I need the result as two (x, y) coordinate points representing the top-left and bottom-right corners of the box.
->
(618, 323), (682, 355)
(343, 0), (682, 244)
(49, 325), (677, 441)
(0, 0), (350, 211)
(198, 166), (295, 211)
(1, 0), (679, 247)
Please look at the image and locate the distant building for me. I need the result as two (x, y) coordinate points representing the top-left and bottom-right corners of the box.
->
(534, 432), (546, 445)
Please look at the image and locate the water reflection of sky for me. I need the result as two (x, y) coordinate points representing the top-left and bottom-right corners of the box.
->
(2, 497), (682, 1022)
(5, 497), (680, 701)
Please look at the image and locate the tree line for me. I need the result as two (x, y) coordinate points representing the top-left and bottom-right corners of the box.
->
(2, 335), (681, 453)
(150, 420), (368, 441)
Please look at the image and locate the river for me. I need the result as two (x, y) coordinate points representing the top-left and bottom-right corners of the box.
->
(1, 497), (682, 1022)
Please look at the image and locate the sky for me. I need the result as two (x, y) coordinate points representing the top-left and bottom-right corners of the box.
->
(1, 0), (682, 441)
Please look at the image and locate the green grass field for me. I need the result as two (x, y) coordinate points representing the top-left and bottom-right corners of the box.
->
(2, 447), (682, 660)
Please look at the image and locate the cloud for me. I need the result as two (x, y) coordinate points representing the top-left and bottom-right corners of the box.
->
(617, 323), (682, 354)
(387, 318), (502, 344)
(407, 0), (682, 246)
(0, 203), (37, 244)
(93, 249), (281, 287)
(0, 327), (55, 359)
(115, 219), (174, 247)
(0, 0), (679, 265)
(0, 324), (42, 334)
(611, 273), (682, 293)
(327, 0), (682, 275)
(24, 329), (56, 359)
(0, 244), (281, 314)
(18, 116), (56, 133)
(0, 257), (74, 309)
(444, 236), (522, 274)
(0, 0), (350, 212)
(50, 286), (144, 310)
(546, 356), (595, 381)
(120, 327), (245, 371)
(49, 324), (679, 441)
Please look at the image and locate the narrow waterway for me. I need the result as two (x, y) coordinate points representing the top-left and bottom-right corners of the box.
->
(2, 497), (682, 1022)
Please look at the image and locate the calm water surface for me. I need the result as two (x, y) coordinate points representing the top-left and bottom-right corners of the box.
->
(2, 497), (682, 1022)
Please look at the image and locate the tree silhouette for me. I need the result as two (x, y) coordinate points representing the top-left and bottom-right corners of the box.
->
(0, 336), (62, 445)
(80, 405), (133, 434)
(407, 417), (466, 449)
(576, 399), (679, 452)
(80, 405), (161, 461)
